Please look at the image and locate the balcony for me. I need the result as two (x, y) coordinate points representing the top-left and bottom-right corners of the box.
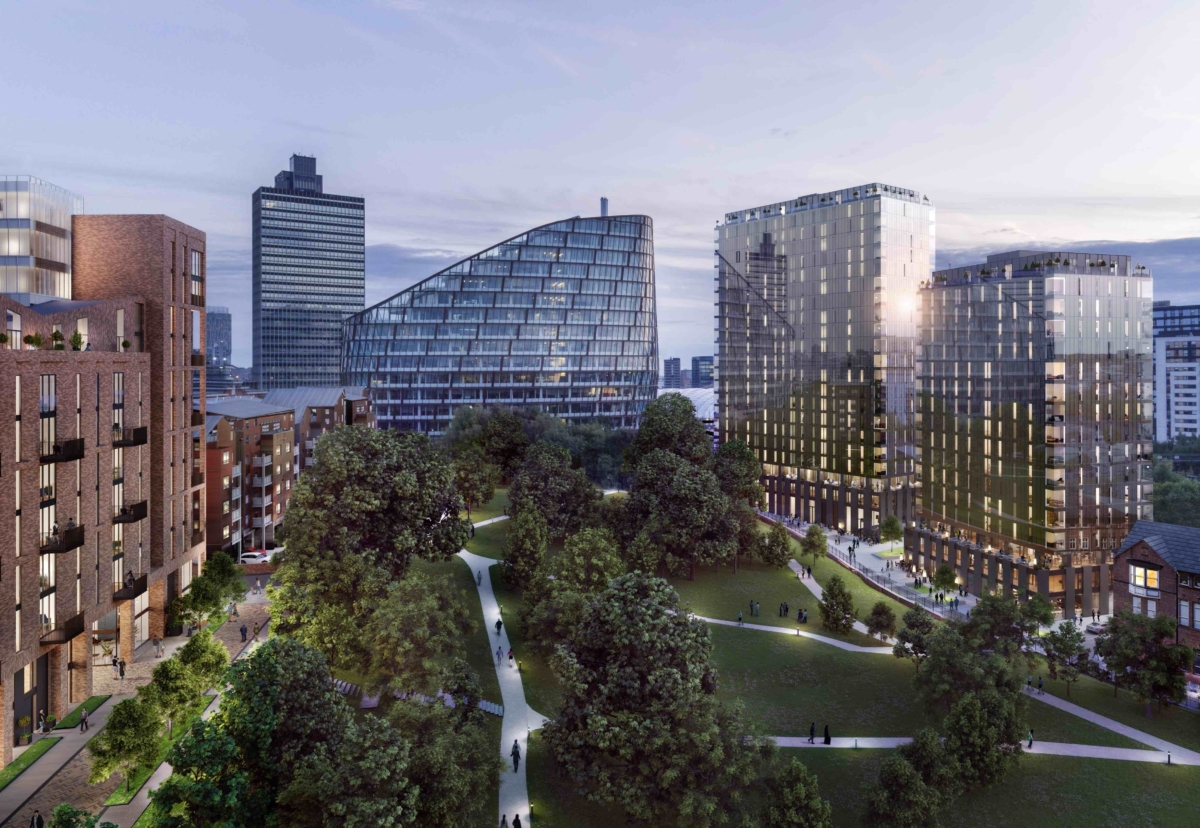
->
(40, 525), (85, 554)
(252, 515), (273, 529)
(40, 611), (85, 645)
(1045, 479), (1066, 491)
(113, 573), (148, 602)
(305, 440), (316, 451)
(191, 410), (205, 427)
(191, 469), (204, 487)
(1046, 498), (1066, 510)
(190, 291), (205, 308)
(252, 454), (273, 468)
(112, 466), (124, 483)
(112, 426), (148, 447)
(191, 530), (205, 548)
(190, 353), (206, 367)
(252, 475), (273, 488)
(113, 500), (148, 524)
(252, 494), (273, 508)
(39, 438), (85, 464)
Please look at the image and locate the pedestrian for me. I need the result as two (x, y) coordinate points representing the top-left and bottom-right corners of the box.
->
(496, 618), (504, 637)
(823, 725), (831, 745)
(738, 611), (743, 626)
(755, 601), (760, 617)
(809, 722), (816, 744)
(501, 816), (508, 828)
(784, 602), (790, 617)
(119, 659), (126, 681)
(749, 599), (754, 617)
(807, 566), (812, 578)
(1027, 675), (1033, 692)
(778, 603), (783, 617)
(513, 816), (522, 828)
(111, 654), (119, 679)
(255, 577), (262, 595)
(38, 709), (46, 733)
(253, 623), (260, 641)
(508, 648), (514, 668)
(496, 646), (504, 665)
(511, 739), (521, 772)
(477, 570), (483, 586)
(152, 636), (161, 657)
(80, 706), (90, 733)
(470, 524), (475, 538)
(29, 809), (44, 828)
(240, 624), (248, 642)
(1028, 729), (1034, 749)
(1037, 676), (1044, 695)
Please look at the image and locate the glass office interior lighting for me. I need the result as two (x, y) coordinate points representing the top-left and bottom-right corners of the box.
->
(0, 176), (83, 300)
(716, 184), (933, 534)
(341, 214), (658, 434)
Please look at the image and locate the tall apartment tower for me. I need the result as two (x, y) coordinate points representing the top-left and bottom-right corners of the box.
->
(716, 184), (934, 533)
(692, 355), (714, 388)
(1151, 301), (1200, 441)
(906, 251), (1153, 616)
(0, 177), (82, 302)
(662, 357), (682, 389)
(252, 155), (364, 390)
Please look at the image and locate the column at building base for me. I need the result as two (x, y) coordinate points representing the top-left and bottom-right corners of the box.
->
(118, 601), (134, 662)
(69, 632), (91, 704)
(148, 579), (167, 640)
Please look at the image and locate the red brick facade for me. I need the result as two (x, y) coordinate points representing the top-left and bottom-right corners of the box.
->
(1113, 539), (1200, 649)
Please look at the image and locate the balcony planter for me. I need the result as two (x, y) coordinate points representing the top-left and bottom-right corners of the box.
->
(70, 330), (84, 351)
(0, 333), (7, 345)
(121, 339), (131, 351)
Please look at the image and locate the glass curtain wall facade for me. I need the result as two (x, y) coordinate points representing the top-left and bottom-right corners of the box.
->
(716, 184), (933, 534)
(0, 177), (83, 300)
(342, 215), (657, 434)
(908, 251), (1153, 615)
(252, 156), (364, 390)
(1151, 302), (1200, 441)
(692, 356), (714, 388)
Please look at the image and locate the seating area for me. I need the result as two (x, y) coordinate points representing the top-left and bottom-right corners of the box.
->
(329, 677), (503, 716)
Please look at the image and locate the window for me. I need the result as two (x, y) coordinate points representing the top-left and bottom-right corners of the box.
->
(1130, 564), (1160, 597)
(1181, 600), (1191, 628)
(1132, 595), (1142, 615)
(1147, 600), (1157, 619)
(1194, 603), (1200, 630)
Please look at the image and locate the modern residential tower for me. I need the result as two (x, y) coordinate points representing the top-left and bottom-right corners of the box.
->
(1151, 301), (1200, 441)
(252, 155), (364, 390)
(341, 212), (658, 433)
(692, 355), (714, 388)
(662, 357), (682, 388)
(716, 183), (934, 533)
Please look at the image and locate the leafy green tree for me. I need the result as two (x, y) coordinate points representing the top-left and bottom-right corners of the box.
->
(505, 506), (548, 592)
(88, 698), (162, 793)
(545, 573), (767, 827)
(168, 574), (226, 630)
(539, 418), (634, 488)
(879, 514), (904, 552)
(932, 565), (957, 594)
(175, 628), (229, 690)
(508, 441), (598, 539)
(624, 449), (738, 579)
(897, 728), (963, 805)
(1042, 620), (1087, 696)
(146, 720), (246, 828)
(866, 601), (897, 641)
(202, 549), (248, 608)
(523, 528), (624, 654)
(865, 754), (944, 828)
(943, 689), (1023, 788)
(713, 439), (764, 507)
(800, 524), (827, 568)
(963, 591), (1051, 659)
(143, 657), (202, 738)
(623, 393), (712, 473)
(437, 658), (485, 730)
(758, 519), (794, 569)
(817, 575), (856, 634)
(1151, 460), (1200, 528)
(1095, 610), (1194, 715)
(48, 803), (118, 828)
(452, 444), (499, 519)
(271, 427), (469, 676)
(912, 624), (1026, 713)
(892, 606), (936, 669)
(480, 407), (530, 479)
(763, 758), (832, 828)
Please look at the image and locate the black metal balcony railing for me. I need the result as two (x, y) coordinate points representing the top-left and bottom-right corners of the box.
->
(113, 573), (148, 601)
(40, 611), (85, 645)
(39, 438), (85, 464)
(113, 500), (148, 524)
(112, 426), (148, 447)
(40, 525), (85, 554)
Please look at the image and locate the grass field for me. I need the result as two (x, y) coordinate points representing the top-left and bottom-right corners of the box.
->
(465, 487), (510, 523)
(526, 730), (625, 828)
(55, 695), (110, 729)
(465, 521), (510, 560)
(0, 737), (61, 791)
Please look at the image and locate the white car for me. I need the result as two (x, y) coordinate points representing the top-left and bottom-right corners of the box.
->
(238, 552), (269, 565)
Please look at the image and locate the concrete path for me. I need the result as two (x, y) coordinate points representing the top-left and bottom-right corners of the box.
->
(770, 733), (1198, 764)
(472, 516), (509, 529)
(0, 696), (127, 826)
(695, 614), (893, 654)
(775, 736), (909, 749)
(458, 549), (548, 828)
(785, 558), (885, 639)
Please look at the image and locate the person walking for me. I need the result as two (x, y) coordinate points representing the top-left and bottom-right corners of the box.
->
(508, 648), (515, 668)
(823, 725), (831, 745)
(118, 659), (126, 681)
(809, 722), (816, 744)
(1028, 729), (1034, 749)
(29, 809), (44, 828)
(240, 623), (248, 642)
(477, 570), (483, 586)
(513, 816), (522, 828)
(254, 577), (262, 596)
(738, 611), (743, 626)
(495, 618), (504, 637)
(1037, 676), (1044, 695)
(252, 622), (260, 641)
(80, 706), (90, 733)
(511, 739), (521, 772)
(111, 654), (119, 679)
(496, 646), (504, 665)
(755, 601), (761, 618)
(500, 816), (508, 828)
(749, 599), (754, 617)
(38, 709), (46, 734)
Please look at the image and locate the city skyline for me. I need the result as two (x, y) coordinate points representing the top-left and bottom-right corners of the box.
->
(6, 1), (1200, 368)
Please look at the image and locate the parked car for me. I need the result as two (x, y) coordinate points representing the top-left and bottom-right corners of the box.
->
(238, 551), (269, 565)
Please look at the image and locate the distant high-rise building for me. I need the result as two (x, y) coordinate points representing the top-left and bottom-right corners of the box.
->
(204, 306), (238, 397)
(1152, 300), (1200, 441)
(253, 155), (364, 390)
(0, 176), (83, 302)
(692, 356), (714, 388)
(342, 213), (658, 433)
(681, 369), (692, 387)
(908, 251), (1153, 615)
(716, 183), (933, 532)
(662, 358), (682, 388)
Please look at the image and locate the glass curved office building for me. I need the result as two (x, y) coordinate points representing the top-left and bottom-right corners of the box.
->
(341, 214), (658, 434)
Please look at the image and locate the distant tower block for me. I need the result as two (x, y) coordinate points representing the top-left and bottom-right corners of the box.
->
(600, 197), (609, 217)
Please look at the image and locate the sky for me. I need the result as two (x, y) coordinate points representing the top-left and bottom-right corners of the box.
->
(6, 0), (1200, 367)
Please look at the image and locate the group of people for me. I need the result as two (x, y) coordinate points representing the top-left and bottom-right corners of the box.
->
(496, 646), (515, 668)
(738, 601), (808, 626)
(806, 723), (833, 745)
(239, 622), (262, 642)
(110, 654), (127, 681)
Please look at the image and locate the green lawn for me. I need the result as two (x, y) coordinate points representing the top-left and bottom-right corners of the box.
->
(104, 696), (213, 805)
(795, 751), (1200, 828)
(0, 737), (61, 791)
(526, 729), (625, 828)
(465, 487), (510, 523)
(55, 695), (110, 729)
(488, 567), (562, 717)
(465, 521), (510, 560)
(670, 563), (881, 648)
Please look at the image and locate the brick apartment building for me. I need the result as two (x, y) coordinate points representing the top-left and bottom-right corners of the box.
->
(261, 386), (373, 477)
(0, 197), (207, 763)
(1113, 521), (1200, 664)
(204, 399), (294, 552)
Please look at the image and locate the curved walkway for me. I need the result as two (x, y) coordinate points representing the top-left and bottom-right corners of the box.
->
(785, 559), (884, 640)
(695, 615), (892, 654)
(770, 734), (1200, 764)
(458, 549), (548, 828)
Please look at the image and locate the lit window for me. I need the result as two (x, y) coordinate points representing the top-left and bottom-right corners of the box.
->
(1130, 565), (1160, 595)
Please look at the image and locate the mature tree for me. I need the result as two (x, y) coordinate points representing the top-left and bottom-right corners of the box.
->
(623, 393), (712, 473)
(143, 657), (201, 738)
(441, 404), (486, 455)
(1041, 620), (1087, 696)
(540, 418), (635, 488)
(88, 698), (162, 793)
(818, 575), (856, 635)
(545, 573), (768, 827)
(942, 689), (1023, 788)
(865, 755), (944, 828)
(731, 505), (766, 573)
(1095, 611), (1194, 715)
(437, 658), (485, 730)
(624, 449), (738, 579)
(523, 529), (624, 654)
(1152, 460), (1200, 528)
(931, 565), (957, 594)
(799, 524), (828, 568)
(48, 804), (117, 828)
(962, 591), (1052, 659)
(713, 439), (764, 507)
(452, 444), (499, 519)
(202, 549), (248, 607)
(879, 514), (904, 552)
(912, 624), (1025, 713)
(897, 728), (963, 805)
(271, 427), (469, 674)
(168, 574), (226, 630)
(762, 758), (832, 828)
(508, 441), (598, 539)
(146, 720), (246, 828)
(505, 507), (548, 592)
(892, 606), (937, 669)
(759, 520), (794, 569)
(175, 628), (229, 690)
(867, 601), (898, 642)
(361, 570), (474, 693)
(480, 407), (530, 479)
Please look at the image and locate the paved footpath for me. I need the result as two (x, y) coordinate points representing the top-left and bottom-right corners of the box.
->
(785, 558), (887, 639)
(459, 548), (548, 828)
(696, 614), (893, 654)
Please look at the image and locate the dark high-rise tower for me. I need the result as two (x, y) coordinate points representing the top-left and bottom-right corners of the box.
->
(252, 155), (364, 389)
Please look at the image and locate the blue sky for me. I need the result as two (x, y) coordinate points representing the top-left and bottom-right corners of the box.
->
(6, 0), (1200, 366)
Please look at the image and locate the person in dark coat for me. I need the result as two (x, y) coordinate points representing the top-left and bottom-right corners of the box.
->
(513, 816), (522, 828)
(29, 809), (44, 828)
(240, 623), (248, 642)
(823, 725), (831, 745)
(119, 659), (126, 680)
(495, 618), (504, 637)
(808, 722), (816, 744)
(511, 739), (521, 772)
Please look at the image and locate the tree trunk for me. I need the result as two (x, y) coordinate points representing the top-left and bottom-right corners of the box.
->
(733, 550), (739, 575)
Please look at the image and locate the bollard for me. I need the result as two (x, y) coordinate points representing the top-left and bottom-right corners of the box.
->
(1168, 751), (1171, 765)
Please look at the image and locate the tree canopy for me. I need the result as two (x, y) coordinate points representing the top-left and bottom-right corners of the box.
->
(508, 441), (598, 539)
(88, 697), (161, 793)
(623, 393), (712, 473)
(799, 525), (827, 567)
(1095, 610), (1194, 715)
(712, 439), (764, 507)
(817, 575), (856, 635)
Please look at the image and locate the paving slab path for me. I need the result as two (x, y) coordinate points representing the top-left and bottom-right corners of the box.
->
(695, 614), (893, 654)
(785, 558), (885, 639)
